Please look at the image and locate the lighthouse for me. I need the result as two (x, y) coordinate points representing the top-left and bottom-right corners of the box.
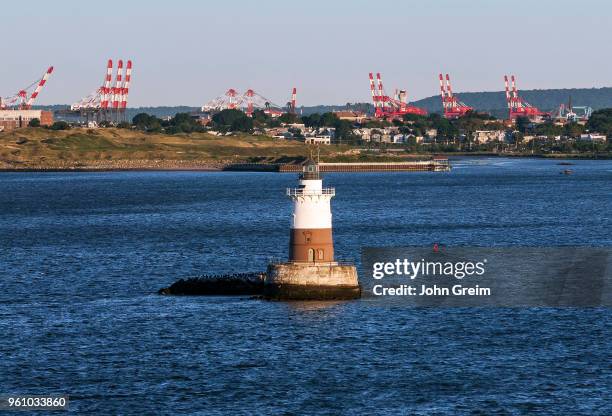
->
(288, 161), (335, 263)
(264, 160), (360, 300)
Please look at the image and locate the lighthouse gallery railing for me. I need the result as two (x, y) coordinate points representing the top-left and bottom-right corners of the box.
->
(286, 188), (336, 197)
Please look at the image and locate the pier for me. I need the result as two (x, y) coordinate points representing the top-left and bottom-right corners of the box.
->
(223, 158), (450, 173)
(278, 159), (450, 172)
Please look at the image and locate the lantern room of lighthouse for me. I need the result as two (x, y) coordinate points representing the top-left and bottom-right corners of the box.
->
(286, 160), (336, 263)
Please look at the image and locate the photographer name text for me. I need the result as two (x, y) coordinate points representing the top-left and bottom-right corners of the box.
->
(371, 258), (491, 297)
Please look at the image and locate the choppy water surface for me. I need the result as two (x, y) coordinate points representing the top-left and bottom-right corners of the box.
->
(1, 158), (611, 415)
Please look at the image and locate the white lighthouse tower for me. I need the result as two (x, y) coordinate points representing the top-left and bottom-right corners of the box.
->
(264, 160), (360, 300)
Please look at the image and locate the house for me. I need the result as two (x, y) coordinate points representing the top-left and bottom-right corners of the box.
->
(304, 127), (335, 139)
(367, 129), (391, 143)
(265, 127), (290, 138)
(304, 136), (331, 145)
(193, 114), (212, 126)
(522, 135), (535, 143)
(352, 128), (369, 141)
(285, 123), (306, 130)
(353, 128), (380, 141)
(474, 130), (506, 144)
(274, 132), (294, 139)
(425, 128), (438, 139)
(301, 127), (334, 145)
(579, 133), (607, 143)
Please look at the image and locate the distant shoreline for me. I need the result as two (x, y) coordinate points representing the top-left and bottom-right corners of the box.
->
(1, 154), (610, 173)
(1, 127), (610, 173)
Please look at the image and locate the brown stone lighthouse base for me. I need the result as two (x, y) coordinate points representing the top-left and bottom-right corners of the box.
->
(264, 262), (361, 300)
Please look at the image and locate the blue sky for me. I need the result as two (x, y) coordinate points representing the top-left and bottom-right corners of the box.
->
(2, 0), (610, 106)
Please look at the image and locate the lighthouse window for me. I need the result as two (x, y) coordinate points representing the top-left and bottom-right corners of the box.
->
(303, 231), (312, 243)
(318, 249), (324, 260)
(308, 249), (315, 262)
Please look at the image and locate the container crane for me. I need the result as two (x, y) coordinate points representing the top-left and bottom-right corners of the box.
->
(504, 75), (549, 121)
(368, 72), (427, 119)
(439, 73), (472, 118)
(202, 88), (283, 117)
(288, 87), (297, 114)
(0, 66), (54, 110)
(70, 59), (133, 122)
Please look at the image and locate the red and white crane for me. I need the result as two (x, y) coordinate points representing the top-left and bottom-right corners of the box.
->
(100, 59), (113, 110)
(121, 60), (132, 111)
(504, 75), (548, 120)
(0, 66), (54, 110)
(202, 88), (240, 112)
(244, 89), (255, 114)
(289, 87), (297, 114)
(111, 60), (124, 111)
(202, 88), (283, 117)
(439, 73), (473, 118)
(71, 59), (133, 121)
(368, 72), (427, 119)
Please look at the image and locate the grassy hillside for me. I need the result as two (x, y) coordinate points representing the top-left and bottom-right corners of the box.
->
(1, 127), (606, 170)
(0, 128), (309, 169)
(0, 127), (368, 169)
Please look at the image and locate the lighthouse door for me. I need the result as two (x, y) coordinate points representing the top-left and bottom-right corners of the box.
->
(308, 248), (315, 262)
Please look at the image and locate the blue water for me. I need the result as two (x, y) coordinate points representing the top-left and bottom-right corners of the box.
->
(1, 158), (611, 415)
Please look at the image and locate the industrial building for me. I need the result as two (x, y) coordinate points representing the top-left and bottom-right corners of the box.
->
(333, 110), (367, 123)
(0, 110), (53, 131)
